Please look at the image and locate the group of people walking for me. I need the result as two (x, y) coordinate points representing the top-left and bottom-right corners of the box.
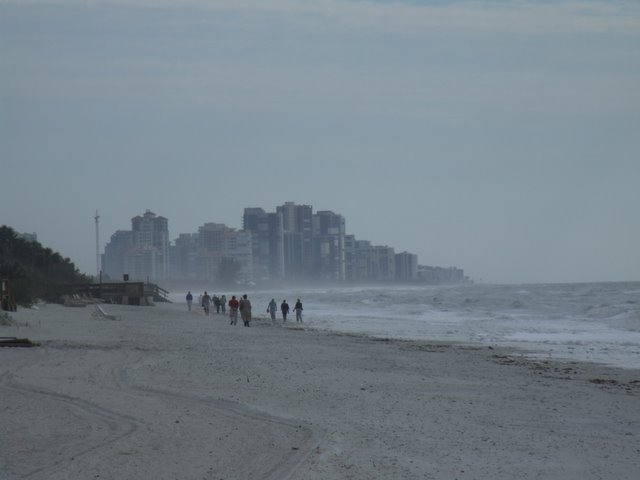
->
(186, 291), (303, 326)
(268, 298), (303, 323)
(186, 291), (228, 314)
(229, 294), (252, 327)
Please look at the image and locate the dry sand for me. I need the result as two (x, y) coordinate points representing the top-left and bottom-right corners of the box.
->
(1, 303), (639, 479)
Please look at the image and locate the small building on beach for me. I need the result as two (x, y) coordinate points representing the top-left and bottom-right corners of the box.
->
(57, 282), (161, 306)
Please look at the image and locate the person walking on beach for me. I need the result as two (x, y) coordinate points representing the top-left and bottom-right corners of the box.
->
(186, 291), (193, 311)
(202, 292), (211, 315)
(228, 295), (239, 325)
(239, 294), (252, 327)
(220, 294), (227, 313)
(294, 298), (303, 323)
(281, 300), (290, 322)
(267, 298), (277, 320)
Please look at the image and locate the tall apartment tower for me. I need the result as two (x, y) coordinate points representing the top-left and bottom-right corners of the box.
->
(313, 210), (346, 281)
(374, 245), (396, 281)
(395, 251), (418, 281)
(276, 202), (313, 279)
(344, 234), (356, 281)
(171, 233), (199, 280)
(196, 223), (253, 283)
(128, 210), (170, 280)
(242, 208), (284, 281)
(101, 230), (133, 280)
(353, 239), (373, 280)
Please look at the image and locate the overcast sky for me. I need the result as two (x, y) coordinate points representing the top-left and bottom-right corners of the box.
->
(1, 0), (639, 284)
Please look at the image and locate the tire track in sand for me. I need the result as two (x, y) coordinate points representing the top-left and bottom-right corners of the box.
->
(2, 343), (325, 479)
(1, 369), (142, 480)
(113, 354), (326, 480)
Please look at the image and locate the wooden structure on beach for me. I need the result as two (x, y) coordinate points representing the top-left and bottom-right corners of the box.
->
(58, 282), (171, 306)
(1, 279), (17, 312)
(144, 283), (171, 303)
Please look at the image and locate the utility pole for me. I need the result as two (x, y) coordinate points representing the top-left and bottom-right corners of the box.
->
(94, 210), (100, 279)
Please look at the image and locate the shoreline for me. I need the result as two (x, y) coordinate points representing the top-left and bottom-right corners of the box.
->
(1, 303), (639, 479)
(170, 281), (640, 371)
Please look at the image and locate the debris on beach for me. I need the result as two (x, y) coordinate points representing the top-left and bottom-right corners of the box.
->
(0, 337), (40, 348)
(0, 312), (14, 326)
(62, 294), (98, 307)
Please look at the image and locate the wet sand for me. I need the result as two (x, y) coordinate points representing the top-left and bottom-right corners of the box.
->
(1, 303), (639, 479)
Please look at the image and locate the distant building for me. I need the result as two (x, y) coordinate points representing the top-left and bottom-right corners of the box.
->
(102, 230), (133, 280)
(224, 227), (253, 284)
(417, 265), (465, 284)
(195, 223), (253, 283)
(101, 210), (169, 282)
(313, 210), (346, 281)
(100, 203), (470, 286)
(127, 210), (170, 280)
(197, 222), (228, 279)
(395, 252), (418, 281)
(344, 234), (356, 281)
(242, 208), (284, 281)
(167, 224), (253, 283)
(17, 232), (38, 243)
(277, 202), (314, 278)
(353, 240), (373, 280)
(170, 233), (199, 280)
(373, 245), (395, 281)
(348, 240), (396, 281)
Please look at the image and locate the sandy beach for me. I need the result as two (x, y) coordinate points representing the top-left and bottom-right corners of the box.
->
(1, 302), (638, 479)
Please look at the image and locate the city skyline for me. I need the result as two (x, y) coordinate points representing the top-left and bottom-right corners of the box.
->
(98, 204), (461, 284)
(2, 0), (639, 284)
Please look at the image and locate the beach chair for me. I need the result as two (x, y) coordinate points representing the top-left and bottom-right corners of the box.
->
(92, 304), (121, 321)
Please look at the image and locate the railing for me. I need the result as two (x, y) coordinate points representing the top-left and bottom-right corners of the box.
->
(145, 283), (172, 303)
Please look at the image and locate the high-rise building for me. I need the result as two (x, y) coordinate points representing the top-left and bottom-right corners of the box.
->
(374, 245), (395, 281)
(353, 240), (374, 280)
(395, 252), (418, 281)
(344, 234), (357, 281)
(171, 233), (199, 280)
(132, 211), (169, 249)
(100, 203), (426, 285)
(195, 223), (253, 282)
(102, 230), (133, 280)
(313, 210), (346, 281)
(277, 202), (313, 278)
(242, 208), (283, 281)
(126, 210), (170, 280)
(101, 211), (169, 282)
(350, 241), (396, 281)
(224, 228), (253, 284)
(167, 224), (253, 283)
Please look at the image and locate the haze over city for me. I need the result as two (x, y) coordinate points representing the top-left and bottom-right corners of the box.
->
(2, 0), (639, 284)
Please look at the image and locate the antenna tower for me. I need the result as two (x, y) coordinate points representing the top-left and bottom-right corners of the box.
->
(94, 210), (100, 278)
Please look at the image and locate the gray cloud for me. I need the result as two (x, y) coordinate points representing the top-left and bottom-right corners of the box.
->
(1, 0), (639, 283)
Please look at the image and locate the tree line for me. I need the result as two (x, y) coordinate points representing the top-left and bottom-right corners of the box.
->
(0, 226), (90, 305)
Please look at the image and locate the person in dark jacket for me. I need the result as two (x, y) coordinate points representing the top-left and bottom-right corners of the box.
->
(294, 298), (303, 323)
(281, 300), (290, 322)
(202, 292), (211, 315)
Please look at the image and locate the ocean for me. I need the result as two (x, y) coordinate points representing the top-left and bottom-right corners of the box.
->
(171, 282), (640, 370)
